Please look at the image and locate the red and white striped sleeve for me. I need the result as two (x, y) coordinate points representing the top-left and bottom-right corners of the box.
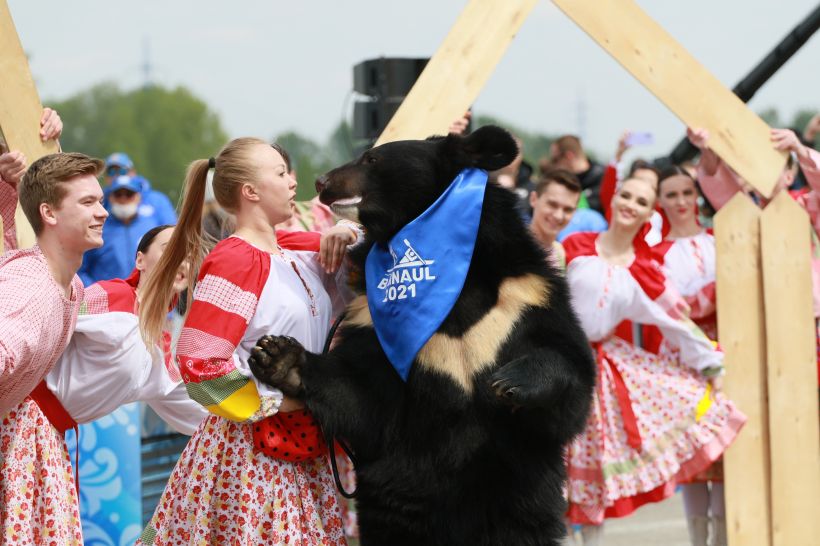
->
(176, 237), (278, 423)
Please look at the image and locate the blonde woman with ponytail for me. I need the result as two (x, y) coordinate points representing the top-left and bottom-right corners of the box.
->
(137, 139), (357, 546)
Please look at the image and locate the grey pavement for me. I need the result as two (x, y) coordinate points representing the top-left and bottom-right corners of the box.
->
(565, 492), (690, 545)
(346, 492), (690, 545)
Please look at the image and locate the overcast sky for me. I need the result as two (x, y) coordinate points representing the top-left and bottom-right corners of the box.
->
(7, 0), (820, 162)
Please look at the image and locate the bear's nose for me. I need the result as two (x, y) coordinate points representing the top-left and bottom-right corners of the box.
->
(315, 175), (329, 194)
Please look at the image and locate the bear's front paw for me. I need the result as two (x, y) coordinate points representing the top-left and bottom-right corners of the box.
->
(489, 358), (545, 408)
(249, 335), (306, 397)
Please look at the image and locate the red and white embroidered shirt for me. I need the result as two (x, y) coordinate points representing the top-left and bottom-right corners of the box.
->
(0, 245), (83, 415)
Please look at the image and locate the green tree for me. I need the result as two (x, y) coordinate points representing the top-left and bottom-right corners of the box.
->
(758, 107), (782, 128)
(274, 131), (330, 201)
(49, 83), (228, 204)
(325, 121), (355, 167)
(273, 122), (356, 201)
(791, 108), (818, 142)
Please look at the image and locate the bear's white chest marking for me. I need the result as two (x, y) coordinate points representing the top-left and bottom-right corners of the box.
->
(343, 274), (550, 391)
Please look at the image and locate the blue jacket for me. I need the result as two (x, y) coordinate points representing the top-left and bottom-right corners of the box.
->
(135, 176), (177, 225)
(79, 212), (162, 286)
(557, 208), (609, 242)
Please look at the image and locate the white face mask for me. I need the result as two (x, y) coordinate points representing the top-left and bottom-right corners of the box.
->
(110, 202), (139, 220)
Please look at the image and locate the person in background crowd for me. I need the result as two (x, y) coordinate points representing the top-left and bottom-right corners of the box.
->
(78, 173), (162, 284)
(545, 134), (606, 214)
(104, 152), (177, 225)
(1, 117), (106, 542)
(648, 167), (724, 546)
(202, 168), (232, 243)
(562, 175), (745, 545)
(803, 113), (820, 147)
(689, 124), (820, 389)
(691, 126), (818, 207)
(529, 168), (582, 269)
(488, 134), (536, 220)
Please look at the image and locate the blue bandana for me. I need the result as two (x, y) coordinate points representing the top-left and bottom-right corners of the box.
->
(365, 168), (488, 380)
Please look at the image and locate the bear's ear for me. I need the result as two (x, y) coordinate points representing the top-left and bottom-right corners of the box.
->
(445, 125), (519, 172)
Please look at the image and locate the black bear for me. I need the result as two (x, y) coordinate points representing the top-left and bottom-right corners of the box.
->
(249, 126), (596, 546)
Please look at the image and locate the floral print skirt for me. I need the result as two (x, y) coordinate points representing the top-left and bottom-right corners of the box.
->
(566, 337), (746, 526)
(138, 414), (346, 546)
(0, 399), (82, 545)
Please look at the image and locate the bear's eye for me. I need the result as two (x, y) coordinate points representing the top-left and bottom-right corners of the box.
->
(366, 155), (378, 165)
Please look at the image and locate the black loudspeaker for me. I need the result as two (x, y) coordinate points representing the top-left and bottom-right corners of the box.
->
(351, 57), (429, 142)
(353, 58), (429, 98)
(352, 100), (402, 141)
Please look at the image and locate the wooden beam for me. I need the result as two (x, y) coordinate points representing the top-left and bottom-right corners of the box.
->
(0, 0), (59, 248)
(551, 0), (786, 198)
(759, 193), (820, 546)
(375, 0), (537, 146)
(714, 193), (771, 546)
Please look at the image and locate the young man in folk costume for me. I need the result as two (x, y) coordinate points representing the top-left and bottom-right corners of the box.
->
(0, 110), (108, 545)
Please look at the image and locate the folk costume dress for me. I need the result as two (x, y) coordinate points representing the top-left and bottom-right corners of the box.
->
(651, 231), (726, 486)
(48, 269), (208, 435)
(138, 234), (348, 546)
(278, 204), (360, 540)
(647, 230), (717, 347)
(562, 232), (746, 526)
(0, 180), (85, 545)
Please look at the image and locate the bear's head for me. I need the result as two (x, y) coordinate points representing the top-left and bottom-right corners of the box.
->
(316, 125), (518, 243)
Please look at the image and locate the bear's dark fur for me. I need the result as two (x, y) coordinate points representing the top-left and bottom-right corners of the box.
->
(250, 126), (596, 546)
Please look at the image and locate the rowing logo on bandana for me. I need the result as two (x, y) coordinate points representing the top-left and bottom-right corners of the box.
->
(376, 239), (437, 302)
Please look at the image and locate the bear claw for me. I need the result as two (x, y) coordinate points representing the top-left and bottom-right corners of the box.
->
(249, 335), (306, 397)
(489, 361), (543, 408)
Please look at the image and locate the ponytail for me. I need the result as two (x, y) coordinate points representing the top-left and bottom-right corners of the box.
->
(139, 137), (271, 346)
(139, 158), (210, 347)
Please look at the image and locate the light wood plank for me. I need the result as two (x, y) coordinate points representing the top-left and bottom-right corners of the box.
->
(0, 0), (58, 248)
(714, 194), (771, 546)
(760, 192), (820, 546)
(375, 0), (537, 145)
(551, 0), (786, 198)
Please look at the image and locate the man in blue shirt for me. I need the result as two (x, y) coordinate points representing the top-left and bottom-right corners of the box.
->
(78, 174), (163, 285)
(104, 152), (177, 225)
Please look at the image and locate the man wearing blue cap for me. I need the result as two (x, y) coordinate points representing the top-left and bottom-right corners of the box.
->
(104, 152), (177, 225)
(78, 174), (162, 285)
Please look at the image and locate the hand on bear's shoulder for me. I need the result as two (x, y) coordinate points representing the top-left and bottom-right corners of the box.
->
(249, 335), (306, 398)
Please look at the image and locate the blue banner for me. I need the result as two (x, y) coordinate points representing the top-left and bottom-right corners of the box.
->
(66, 403), (142, 546)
